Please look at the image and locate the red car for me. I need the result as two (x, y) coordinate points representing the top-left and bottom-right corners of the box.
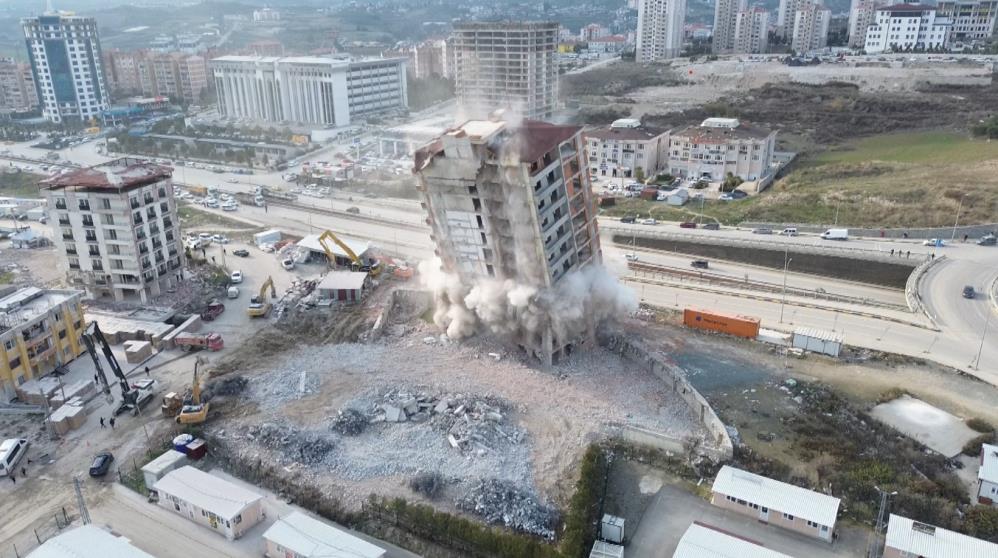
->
(200, 301), (225, 322)
(679, 222), (697, 229)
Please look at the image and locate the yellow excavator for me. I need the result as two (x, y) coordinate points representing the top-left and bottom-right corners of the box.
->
(176, 357), (209, 425)
(317, 229), (381, 277)
(247, 275), (276, 317)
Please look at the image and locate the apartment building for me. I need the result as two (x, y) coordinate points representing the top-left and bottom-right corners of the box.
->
(0, 287), (86, 402)
(637, 0), (688, 60)
(103, 49), (143, 96)
(711, 465), (841, 542)
(667, 118), (776, 181)
(584, 118), (670, 178)
(864, 4), (951, 53)
(580, 23), (610, 41)
(936, 0), (997, 46)
(103, 50), (208, 103)
(777, 0), (809, 36)
(713, 0), (748, 53)
(979, 443), (998, 506)
(734, 8), (772, 53)
(451, 22), (559, 120)
(42, 158), (184, 303)
(0, 58), (39, 112)
(22, 13), (109, 123)
(848, 0), (891, 47)
(385, 39), (452, 79)
(792, 1), (832, 52)
(252, 8), (281, 21)
(211, 56), (407, 127)
(414, 118), (601, 365)
(884, 514), (998, 557)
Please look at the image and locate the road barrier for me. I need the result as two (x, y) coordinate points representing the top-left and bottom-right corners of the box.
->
(904, 255), (946, 326)
(740, 221), (998, 241)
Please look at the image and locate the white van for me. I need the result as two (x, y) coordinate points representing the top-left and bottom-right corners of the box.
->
(0, 438), (29, 476)
(820, 228), (849, 240)
(780, 227), (798, 236)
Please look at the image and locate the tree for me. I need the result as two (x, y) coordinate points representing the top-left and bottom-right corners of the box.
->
(720, 172), (744, 192)
(634, 167), (645, 183)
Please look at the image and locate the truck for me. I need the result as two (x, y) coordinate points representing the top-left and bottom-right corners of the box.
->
(174, 332), (224, 352)
(820, 228), (849, 241)
(253, 229), (282, 247)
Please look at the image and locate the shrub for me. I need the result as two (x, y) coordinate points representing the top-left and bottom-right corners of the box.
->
(963, 433), (995, 456)
(409, 472), (446, 500)
(967, 418), (994, 433)
(876, 387), (909, 404)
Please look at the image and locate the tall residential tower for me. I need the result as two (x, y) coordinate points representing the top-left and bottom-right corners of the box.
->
(637, 0), (687, 60)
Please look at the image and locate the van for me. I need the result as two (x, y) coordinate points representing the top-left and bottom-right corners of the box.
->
(781, 227), (798, 236)
(820, 228), (849, 240)
(0, 438), (29, 476)
(227, 286), (240, 299)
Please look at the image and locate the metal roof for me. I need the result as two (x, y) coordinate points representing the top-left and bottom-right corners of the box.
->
(140, 449), (187, 476)
(885, 514), (998, 558)
(28, 525), (154, 558)
(792, 328), (843, 343)
(589, 541), (624, 558)
(979, 443), (998, 484)
(153, 466), (262, 520)
(298, 234), (371, 259)
(317, 271), (369, 291)
(263, 511), (385, 558)
(711, 466), (840, 527)
(673, 523), (794, 558)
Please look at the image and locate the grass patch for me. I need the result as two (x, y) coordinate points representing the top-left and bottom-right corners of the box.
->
(177, 202), (255, 231)
(0, 171), (44, 198)
(967, 418), (995, 433)
(814, 132), (998, 166)
(963, 433), (996, 457)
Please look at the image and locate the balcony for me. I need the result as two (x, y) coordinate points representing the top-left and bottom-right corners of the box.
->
(78, 201), (90, 211)
(55, 201), (67, 210)
(130, 199), (140, 210)
(65, 247), (77, 255)
(160, 202), (169, 214)
(58, 218), (70, 226)
(149, 225), (160, 235)
(163, 219), (173, 230)
(136, 231), (147, 241)
(133, 215), (143, 225)
(146, 208), (156, 220)
(81, 219), (95, 228)
(62, 233), (74, 241)
(138, 244), (149, 255)
(143, 195), (154, 205)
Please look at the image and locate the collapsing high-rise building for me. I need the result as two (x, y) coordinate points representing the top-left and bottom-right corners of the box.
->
(413, 116), (632, 365)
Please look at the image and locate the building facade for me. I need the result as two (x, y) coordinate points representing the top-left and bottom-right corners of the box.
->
(385, 39), (452, 79)
(935, 0), (995, 46)
(252, 8), (281, 21)
(864, 4), (951, 53)
(884, 514), (998, 557)
(0, 287), (86, 402)
(713, 0), (749, 53)
(711, 465), (840, 542)
(668, 118), (776, 181)
(414, 118), (601, 365)
(21, 13), (109, 123)
(0, 58), (39, 112)
(153, 466), (264, 540)
(637, 0), (688, 60)
(103, 50), (208, 103)
(734, 8), (772, 53)
(792, 1), (832, 52)
(211, 56), (407, 127)
(580, 23), (610, 41)
(451, 22), (559, 120)
(979, 443), (998, 506)
(584, 118), (670, 178)
(778, 0), (809, 36)
(42, 158), (184, 303)
(848, 0), (891, 47)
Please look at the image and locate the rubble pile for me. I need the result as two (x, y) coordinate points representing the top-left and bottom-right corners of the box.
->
(205, 375), (248, 401)
(409, 471), (446, 500)
(274, 278), (318, 318)
(246, 422), (334, 465)
(457, 478), (559, 539)
(331, 409), (367, 436)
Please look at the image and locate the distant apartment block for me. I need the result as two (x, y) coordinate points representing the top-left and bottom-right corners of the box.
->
(884, 514), (998, 557)
(637, 0), (688, 60)
(713, 0), (748, 53)
(211, 56), (408, 127)
(936, 0), (996, 46)
(734, 8), (771, 53)
(385, 39), (452, 79)
(580, 23), (610, 41)
(588, 35), (629, 53)
(252, 8), (281, 21)
(848, 0), (891, 47)
(791, 1), (832, 52)
(414, 118), (601, 365)
(711, 465), (841, 542)
(0, 287), (86, 402)
(668, 118), (776, 182)
(0, 58), (39, 112)
(451, 22), (559, 120)
(42, 158), (184, 303)
(979, 443), (998, 506)
(777, 0), (809, 36)
(864, 4), (951, 53)
(22, 13), (110, 123)
(584, 118), (670, 178)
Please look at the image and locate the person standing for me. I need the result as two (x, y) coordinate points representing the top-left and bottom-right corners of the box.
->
(99, 417), (105, 429)
(109, 417), (115, 429)
(145, 366), (150, 377)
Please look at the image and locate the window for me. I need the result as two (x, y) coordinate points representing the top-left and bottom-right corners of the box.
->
(783, 513), (795, 521)
(9, 356), (21, 369)
(807, 520), (820, 528)
(102, 198), (111, 209)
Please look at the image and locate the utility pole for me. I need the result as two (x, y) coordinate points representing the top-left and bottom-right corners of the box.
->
(971, 309), (991, 370)
(779, 249), (792, 323)
(869, 486), (896, 558)
(74, 477), (91, 525)
(951, 194), (965, 240)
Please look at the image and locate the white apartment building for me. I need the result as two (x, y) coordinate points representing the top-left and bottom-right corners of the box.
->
(734, 8), (771, 53)
(637, 0), (688, 61)
(864, 4), (951, 53)
(22, 13), (110, 124)
(668, 118), (776, 182)
(0, 58), (38, 112)
(584, 118), (670, 178)
(778, 0), (810, 36)
(936, 0), (997, 46)
(713, 0), (748, 53)
(211, 56), (407, 128)
(451, 22), (559, 120)
(792, 1), (832, 53)
(252, 8), (281, 21)
(849, 0), (891, 47)
(42, 158), (184, 303)
(978, 443), (998, 506)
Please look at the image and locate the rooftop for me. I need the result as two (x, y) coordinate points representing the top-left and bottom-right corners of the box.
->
(416, 119), (582, 169)
(212, 55), (405, 67)
(28, 525), (154, 558)
(980, 443), (998, 484)
(674, 522), (794, 558)
(262, 511), (386, 558)
(673, 120), (774, 143)
(885, 514), (998, 558)
(298, 234), (371, 259)
(712, 465), (841, 527)
(880, 3), (937, 10)
(0, 287), (81, 330)
(317, 271), (370, 292)
(585, 121), (668, 141)
(41, 158), (171, 193)
(153, 466), (262, 520)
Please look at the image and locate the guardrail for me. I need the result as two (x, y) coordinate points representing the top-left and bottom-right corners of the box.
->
(904, 255), (945, 325)
(989, 274), (998, 316)
(740, 221), (998, 241)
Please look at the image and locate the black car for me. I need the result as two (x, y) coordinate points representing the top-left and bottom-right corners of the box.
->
(620, 215), (636, 224)
(691, 259), (710, 269)
(703, 223), (720, 230)
(963, 286), (975, 299)
(730, 190), (748, 199)
(89, 452), (114, 477)
(232, 249), (250, 257)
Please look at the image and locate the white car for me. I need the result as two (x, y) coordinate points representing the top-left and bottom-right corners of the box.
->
(641, 218), (658, 225)
(226, 178), (239, 183)
(221, 202), (238, 212)
(198, 233), (212, 245)
(625, 254), (639, 262)
(211, 234), (229, 244)
(281, 258), (295, 270)
(259, 243), (275, 253)
(923, 238), (946, 246)
(230, 270), (243, 284)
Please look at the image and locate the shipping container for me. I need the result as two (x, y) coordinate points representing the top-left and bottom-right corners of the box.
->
(683, 309), (760, 339)
(640, 187), (658, 200)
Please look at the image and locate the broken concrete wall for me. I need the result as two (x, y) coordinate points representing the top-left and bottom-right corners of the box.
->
(161, 314), (202, 349)
(371, 289), (432, 339)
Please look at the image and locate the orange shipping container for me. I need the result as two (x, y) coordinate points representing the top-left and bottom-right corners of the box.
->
(683, 309), (760, 339)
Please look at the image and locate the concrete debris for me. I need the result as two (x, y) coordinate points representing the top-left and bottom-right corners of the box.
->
(331, 409), (368, 436)
(457, 478), (558, 539)
(246, 422), (334, 465)
(204, 375), (248, 401)
(273, 278), (319, 318)
(409, 471), (446, 500)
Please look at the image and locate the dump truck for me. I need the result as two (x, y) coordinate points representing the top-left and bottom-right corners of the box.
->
(174, 332), (224, 352)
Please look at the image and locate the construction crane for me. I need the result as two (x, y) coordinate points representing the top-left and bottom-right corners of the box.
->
(317, 229), (381, 277)
(247, 275), (276, 317)
(176, 356), (209, 424)
(81, 323), (149, 416)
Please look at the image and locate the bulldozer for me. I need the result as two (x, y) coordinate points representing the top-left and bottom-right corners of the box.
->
(176, 357), (209, 425)
(317, 230), (381, 277)
(247, 275), (276, 318)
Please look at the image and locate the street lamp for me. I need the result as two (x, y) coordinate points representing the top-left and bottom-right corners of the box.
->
(970, 309), (991, 370)
(779, 249), (793, 323)
(870, 486), (898, 558)
(951, 194), (966, 240)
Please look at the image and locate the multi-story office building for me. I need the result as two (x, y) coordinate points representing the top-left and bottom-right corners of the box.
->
(713, 0), (748, 53)
(414, 118), (601, 365)
(734, 8), (772, 53)
(936, 0), (997, 46)
(848, 0), (891, 47)
(22, 13), (109, 123)
(791, 1), (832, 52)
(451, 22), (559, 120)
(637, 0), (687, 60)
(667, 118), (776, 181)
(0, 58), (39, 111)
(210, 56), (407, 127)
(584, 118), (670, 178)
(0, 287), (86, 402)
(42, 158), (184, 303)
(864, 4), (951, 52)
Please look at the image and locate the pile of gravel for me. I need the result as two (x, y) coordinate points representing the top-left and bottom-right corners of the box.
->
(457, 478), (559, 539)
(246, 422), (334, 465)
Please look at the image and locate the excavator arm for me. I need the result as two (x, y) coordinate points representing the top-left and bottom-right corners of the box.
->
(317, 230), (380, 276)
(83, 322), (137, 410)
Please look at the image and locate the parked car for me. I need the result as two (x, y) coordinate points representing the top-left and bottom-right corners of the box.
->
(226, 178), (239, 183)
(624, 254), (639, 262)
(679, 222), (697, 229)
(221, 202), (238, 212)
(719, 193), (734, 201)
(730, 190), (748, 199)
(211, 234), (228, 244)
(200, 301), (225, 322)
(345, 206), (360, 214)
(703, 223), (720, 230)
(230, 270), (243, 284)
(963, 285), (975, 299)
(620, 215), (636, 224)
(977, 233), (996, 246)
(641, 218), (658, 225)
(232, 249), (250, 257)
(691, 259), (710, 269)
(197, 233), (212, 245)
(281, 258), (295, 270)
(923, 238), (946, 246)
(752, 227), (773, 235)
(89, 452), (114, 477)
